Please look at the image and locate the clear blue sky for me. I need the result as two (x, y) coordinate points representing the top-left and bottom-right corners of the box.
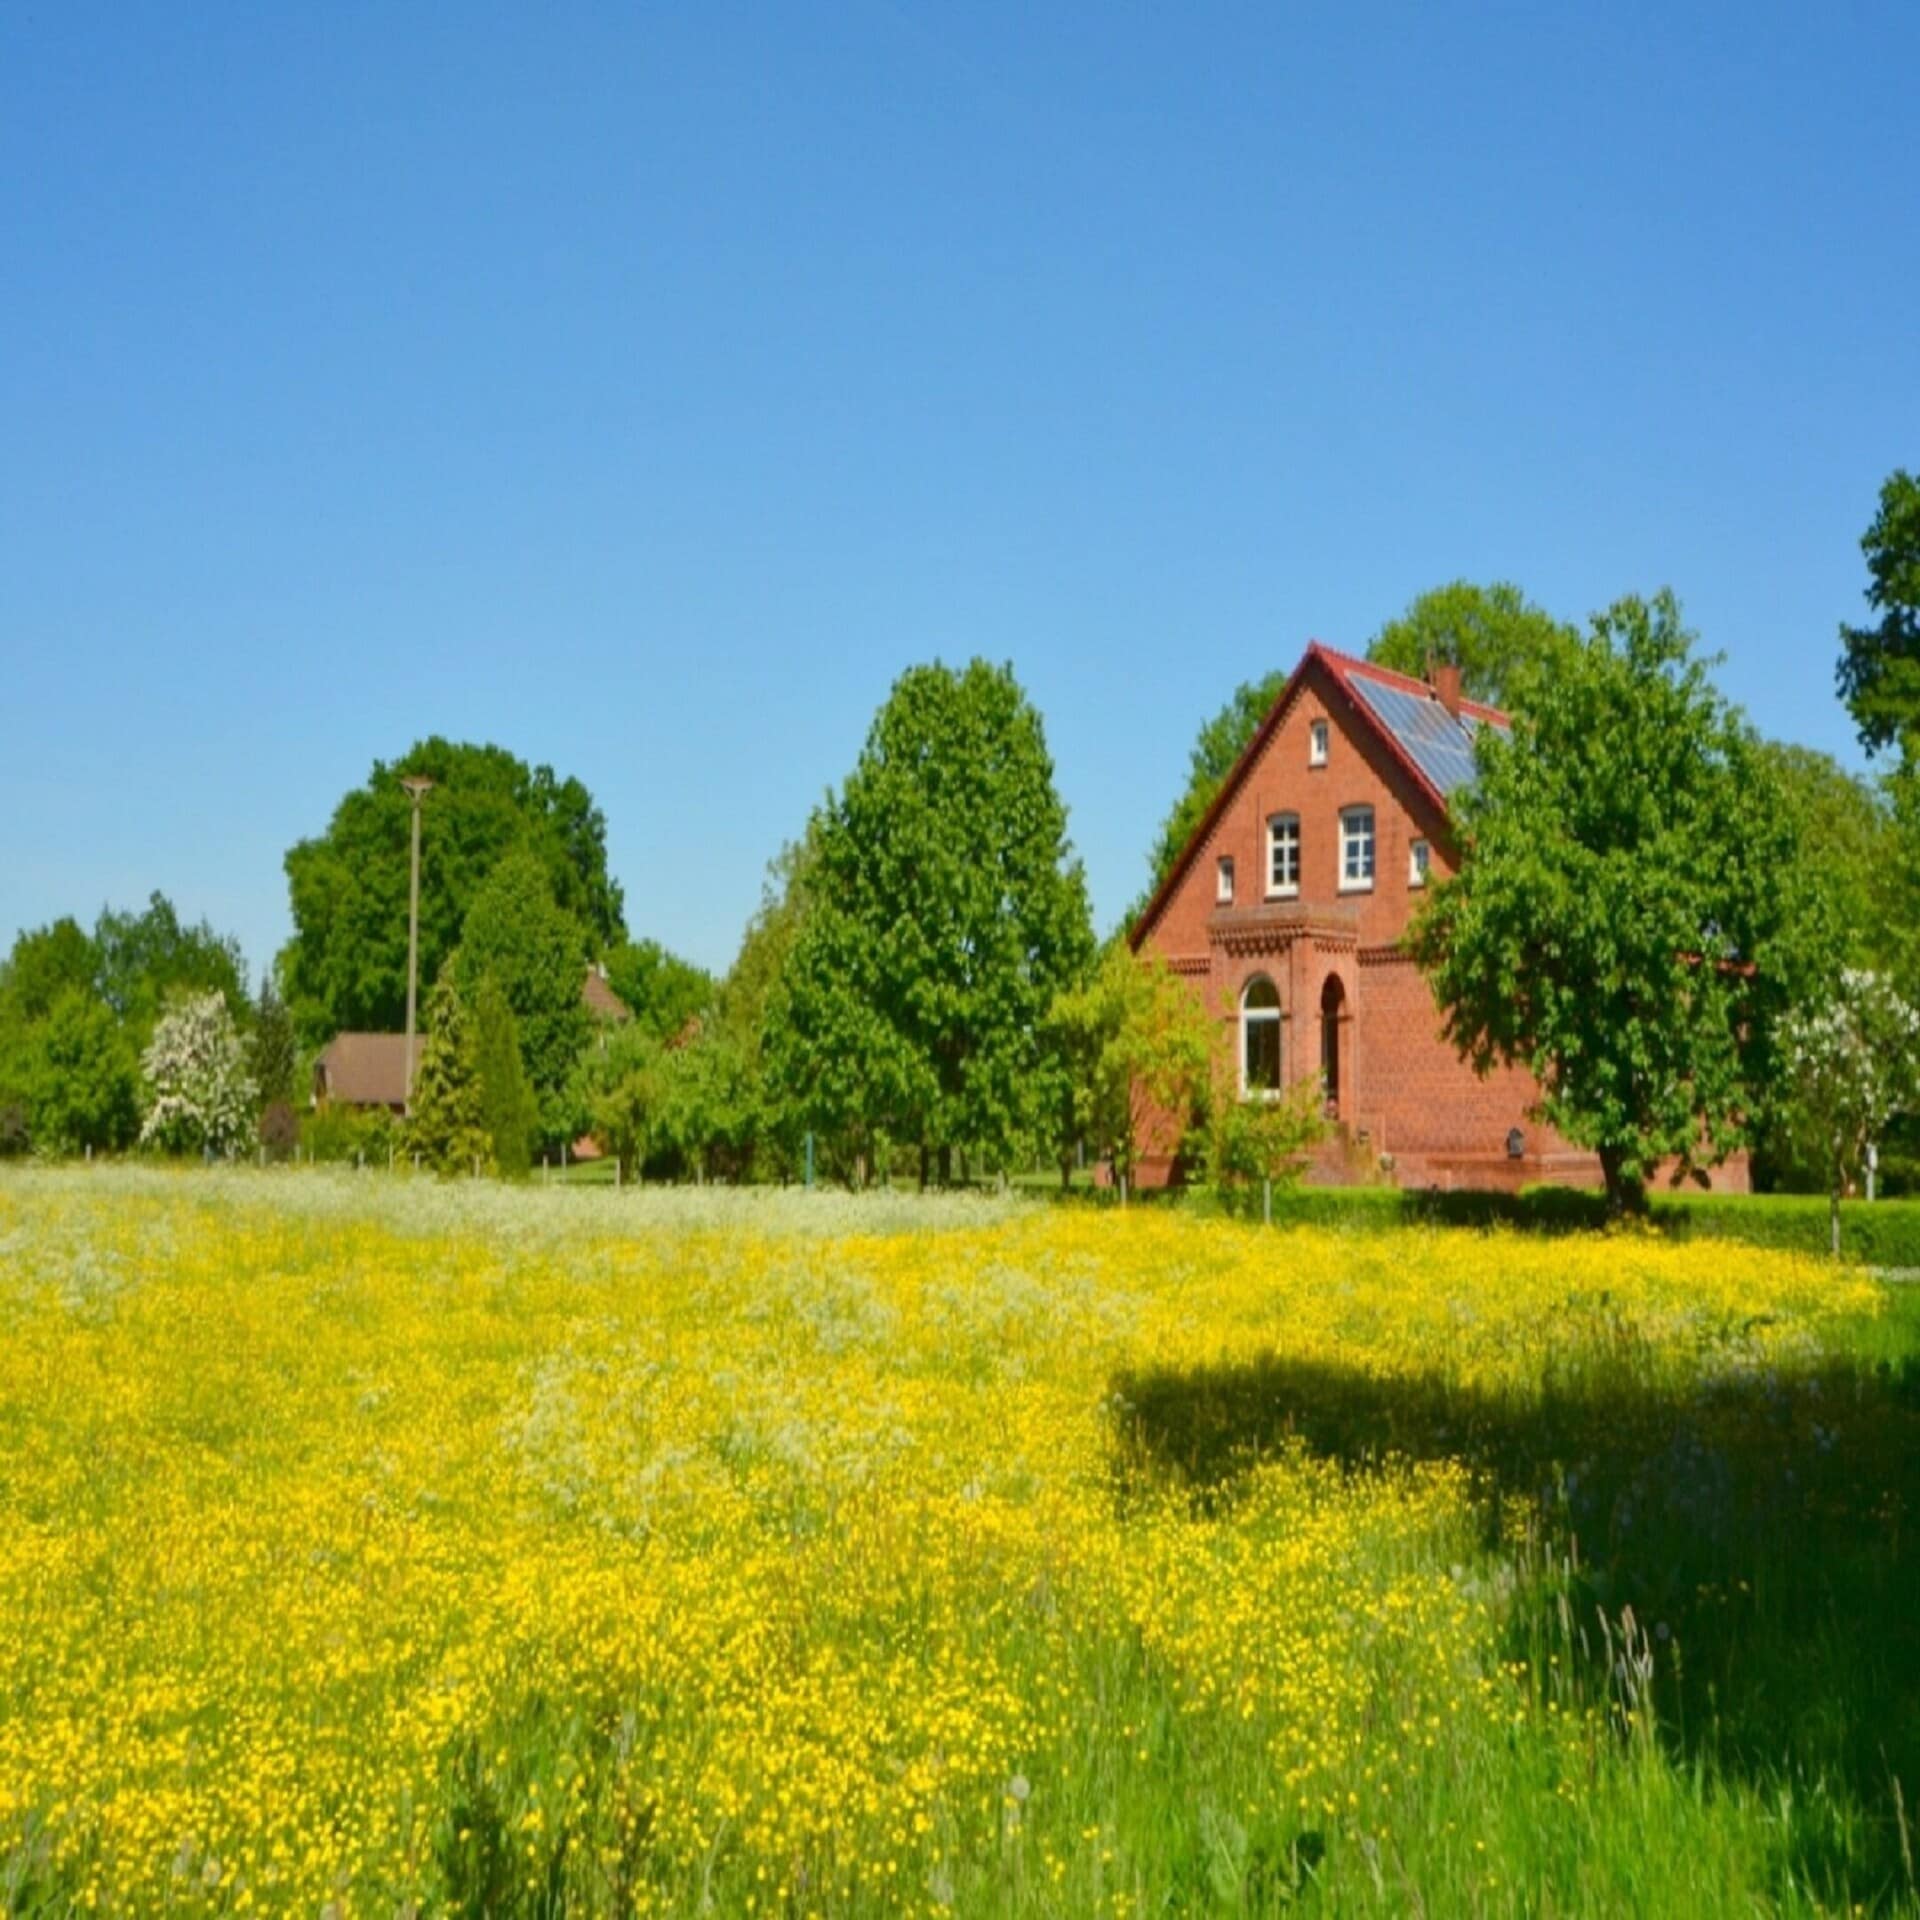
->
(4, 3), (1915, 981)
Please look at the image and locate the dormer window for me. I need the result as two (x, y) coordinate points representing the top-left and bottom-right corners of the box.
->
(1267, 814), (1300, 896)
(1216, 855), (1235, 904)
(1409, 839), (1430, 887)
(1309, 719), (1329, 767)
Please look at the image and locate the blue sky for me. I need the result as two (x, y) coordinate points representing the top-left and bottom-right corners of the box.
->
(4, 3), (1915, 980)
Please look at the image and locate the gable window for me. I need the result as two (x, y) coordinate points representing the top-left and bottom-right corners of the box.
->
(1408, 838), (1430, 887)
(1267, 814), (1300, 897)
(1216, 855), (1235, 903)
(1241, 975), (1282, 1095)
(1309, 719), (1329, 767)
(1340, 806), (1375, 891)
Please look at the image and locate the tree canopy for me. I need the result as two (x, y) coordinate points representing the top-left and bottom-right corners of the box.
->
(1366, 580), (1577, 711)
(1139, 671), (1288, 908)
(768, 660), (1094, 1179)
(603, 939), (713, 1044)
(453, 849), (592, 1138)
(1836, 470), (1920, 755)
(1409, 592), (1801, 1212)
(280, 740), (624, 1045)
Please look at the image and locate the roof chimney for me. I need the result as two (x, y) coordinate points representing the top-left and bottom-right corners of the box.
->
(1431, 661), (1463, 719)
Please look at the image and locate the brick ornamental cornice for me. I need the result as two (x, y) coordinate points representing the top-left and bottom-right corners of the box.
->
(1208, 901), (1362, 959)
(1166, 954), (1210, 978)
(1358, 941), (1417, 967)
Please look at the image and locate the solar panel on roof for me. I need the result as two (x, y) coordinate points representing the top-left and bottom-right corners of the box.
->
(1344, 674), (1504, 799)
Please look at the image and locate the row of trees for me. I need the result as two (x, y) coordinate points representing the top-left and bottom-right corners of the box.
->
(7, 471), (1913, 1208)
(0, 896), (298, 1156)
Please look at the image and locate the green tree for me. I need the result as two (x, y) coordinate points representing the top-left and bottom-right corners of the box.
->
(248, 978), (299, 1107)
(1836, 470), (1920, 754)
(1048, 945), (1214, 1198)
(574, 1020), (664, 1180)
(94, 893), (247, 1039)
(769, 661), (1094, 1182)
(454, 851), (592, 1140)
(24, 991), (140, 1155)
(1206, 1080), (1327, 1199)
(405, 968), (491, 1176)
(1409, 592), (1799, 1214)
(1756, 743), (1889, 970)
(1, 918), (100, 1025)
(281, 741), (625, 1046)
(1140, 671), (1288, 906)
(602, 939), (713, 1044)
(1366, 580), (1577, 711)
(471, 974), (538, 1178)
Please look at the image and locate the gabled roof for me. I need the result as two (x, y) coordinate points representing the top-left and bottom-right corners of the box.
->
(315, 1032), (411, 1106)
(1130, 642), (1510, 949)
(582, 965), (632, 1023)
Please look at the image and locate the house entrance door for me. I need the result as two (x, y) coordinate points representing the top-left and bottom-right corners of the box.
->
(1320, 975), (1346, 1116)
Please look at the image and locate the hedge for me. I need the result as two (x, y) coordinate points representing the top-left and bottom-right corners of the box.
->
(1187, 1181), (1920, 1268)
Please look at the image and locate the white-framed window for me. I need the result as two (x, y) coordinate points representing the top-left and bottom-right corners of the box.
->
(1409, 838), (1430, 887)
(1216, 855), (1235, 903)
(1340, 806), (1376, 890)
(1241, 975), (1282, 1095)
(1309, 719), (1329, 767)
(1266, 814), (1300, 896)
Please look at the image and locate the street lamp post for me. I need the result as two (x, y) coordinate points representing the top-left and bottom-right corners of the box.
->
(400, 776), (435, 1106)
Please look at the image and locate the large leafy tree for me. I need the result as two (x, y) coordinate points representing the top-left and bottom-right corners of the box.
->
(1836, 470), (1920, 754)
(1366, 580), (1577, 711)
(1409, 592), (1800, 1213)
(1, 918), (99, 1025)
(453, 850), (592, 1137)
(770, 660), (1094, 1180)
(23, 991), (140, 1155)
(94, 894), (247, 1039)
(280, 740), (625, 1045)
(1140, 671), (1287, 906)
(603, 939), (713, 1043)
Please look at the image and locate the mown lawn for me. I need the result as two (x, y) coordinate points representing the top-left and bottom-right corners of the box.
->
(1, 1167), (1917, 1915)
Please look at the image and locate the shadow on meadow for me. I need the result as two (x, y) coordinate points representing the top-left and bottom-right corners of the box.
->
(1110, 1323), (1920, 1899)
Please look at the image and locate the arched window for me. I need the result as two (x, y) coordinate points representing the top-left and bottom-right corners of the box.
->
(1241, 975), (1282, 1095)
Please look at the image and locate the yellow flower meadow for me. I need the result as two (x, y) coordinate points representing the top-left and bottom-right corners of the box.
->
(0, 1168), (1886, 1915)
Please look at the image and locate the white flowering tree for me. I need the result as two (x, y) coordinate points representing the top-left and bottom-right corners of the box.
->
(140, 991), (258, 1157)
(1779, 969), (1920, 1257)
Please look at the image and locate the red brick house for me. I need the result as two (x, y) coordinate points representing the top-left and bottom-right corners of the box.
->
(1130, 642), (1748, 1193)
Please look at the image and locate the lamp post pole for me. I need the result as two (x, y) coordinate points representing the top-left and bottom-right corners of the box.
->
(400, 777), (435, 1107)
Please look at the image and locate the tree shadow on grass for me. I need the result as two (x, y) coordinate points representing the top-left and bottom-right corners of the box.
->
(1110, 1335), (1920, 1900)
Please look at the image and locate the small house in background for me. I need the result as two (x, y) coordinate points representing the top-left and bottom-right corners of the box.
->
(314, 969), (634, 1122)
(582, 963), (631, 1026)
(311, 1032), (411, 1113)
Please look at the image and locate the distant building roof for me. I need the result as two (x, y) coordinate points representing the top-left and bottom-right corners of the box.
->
(314, 1032), (411, 1108)
(582, 965), (632, 1023)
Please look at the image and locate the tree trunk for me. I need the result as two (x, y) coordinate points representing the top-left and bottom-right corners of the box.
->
(1831, 1188), (1842, 1260)
(1598, 1146), (1648, 1220)
(938, 1142), (953, 1188)
(919, 1144), (930, 1192)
